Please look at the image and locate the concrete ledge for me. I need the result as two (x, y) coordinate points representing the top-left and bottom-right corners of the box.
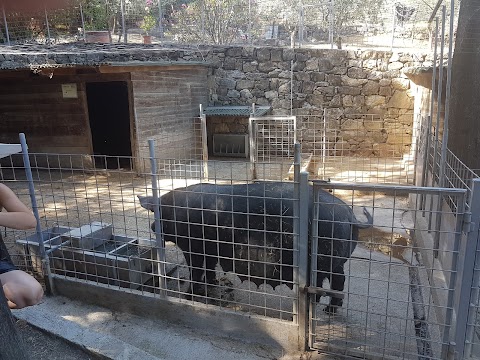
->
(50, 275), (299, 354)
(14, 302), (160, 360)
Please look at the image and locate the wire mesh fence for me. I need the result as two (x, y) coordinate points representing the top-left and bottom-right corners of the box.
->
(296, 113), (417, 184)
(0, 0), (460, 49)
(308, 181), (468, 359)
(1, 107), (480, 359)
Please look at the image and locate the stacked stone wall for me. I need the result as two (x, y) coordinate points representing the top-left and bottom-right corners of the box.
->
(206, 47), (427, 157)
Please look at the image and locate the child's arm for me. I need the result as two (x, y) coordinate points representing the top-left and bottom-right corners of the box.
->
(0, 184), (36, 230)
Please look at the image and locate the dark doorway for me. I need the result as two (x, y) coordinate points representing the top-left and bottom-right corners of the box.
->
(86, 81), (132, 169)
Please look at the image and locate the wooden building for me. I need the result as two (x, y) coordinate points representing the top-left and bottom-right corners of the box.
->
(0, 61), (210, 171)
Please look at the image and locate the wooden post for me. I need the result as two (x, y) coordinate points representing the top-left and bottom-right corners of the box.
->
(0, 280), (30, 360)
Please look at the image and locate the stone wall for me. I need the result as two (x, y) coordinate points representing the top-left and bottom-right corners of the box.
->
(207, 47), (429, 158)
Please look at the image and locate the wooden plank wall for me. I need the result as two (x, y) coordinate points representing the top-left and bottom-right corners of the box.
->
(0, 74), (91, 155)
(131, 66), (209, 167)
(0, 71), (132, 168)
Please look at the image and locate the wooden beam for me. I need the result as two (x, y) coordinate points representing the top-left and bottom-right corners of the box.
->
(99, 64), (207, 73)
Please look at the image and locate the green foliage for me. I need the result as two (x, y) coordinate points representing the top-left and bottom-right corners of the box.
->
(141, 13), (157, 34)
(82, 0), (110, 31)
(169, 0), (250, 44)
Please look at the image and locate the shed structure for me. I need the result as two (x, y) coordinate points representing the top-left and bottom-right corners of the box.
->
(0, 60), (210, 171)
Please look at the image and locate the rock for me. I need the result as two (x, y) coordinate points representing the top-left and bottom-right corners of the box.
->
(256, 48), (271, 61)
(318, 59), (334, 71)
(379, 87), (392, 96)
(236, 80), (254, 89)
(347, 67), (367, 79)
(341, 75), (368, 87)
(306, 94), (325, 107)
(227, 89), (241, 98)
(311, 72), (325, 82)
(388, 91), (413, 109)
(305, 58), (319, 71)
(365, 95), (386, 107)
(271, 49), (283, 62)
(388, 62), (404, 70)
(362, 81), (380, 95)
(243, 62), (258, 72)
(391, 78), (410, 90)
(338, 86), (361, 96)
(342, 119), (364, 130)
(265, 90), (278, 99)
(218, 78), (236, 89)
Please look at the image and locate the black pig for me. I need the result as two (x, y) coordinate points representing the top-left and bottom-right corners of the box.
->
(139, 181), (372, 312)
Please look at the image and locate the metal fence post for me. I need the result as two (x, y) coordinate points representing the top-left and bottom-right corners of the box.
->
(455, 178), (480, 359)
(329, 0), (334, 49)
(19, 133), (55, 295)
(148, 140), (167, 296)
(79, 3), (86, 42)
(44, 8), (51, 43)
(293, 144), (301, 325)
(2, 6), (10, 45)
(296, 167), (310, 351)
(157, 0), (164, 37)
(120, 0), (127, 43)
(391, 4), (396, 50)
(429, 8), (446, 248)
(421, 17), (439, 213)
(248, 117), (257, 180)
(441, 188), (467, 358)
(199, 104), (208, 179)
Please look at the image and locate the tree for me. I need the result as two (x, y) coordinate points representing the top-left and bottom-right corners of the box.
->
(169, 0), (250, 44)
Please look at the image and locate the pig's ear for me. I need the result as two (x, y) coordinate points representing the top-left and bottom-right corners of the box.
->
(138, 195), (156, 211)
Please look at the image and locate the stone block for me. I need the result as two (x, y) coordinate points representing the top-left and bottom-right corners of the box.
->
(265, 90), (278, 99)
(342, 119), (364, 130)
(347, 67), (367, 79)
(338, 86), (361, 96)
(243, 62), (258, 72)
(362, 81), (380, 95)
(256, 48), (271, 61)
(305, 58), (319, 71)
(391, 78), (410, 90)
(388, 61), (404, 70)
(388, 91), (413, 109)
(237, 80), (254, 90)
(311, 72), (325, 82)
(341, 76), (368, 87)
(271, 49), (283, 62)
(365, 95), (386, 107)
(318, 59), (334, 71)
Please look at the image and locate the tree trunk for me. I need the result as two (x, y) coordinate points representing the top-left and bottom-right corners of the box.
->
(447, 0), (480, 169)
(0, 281), (30, 360)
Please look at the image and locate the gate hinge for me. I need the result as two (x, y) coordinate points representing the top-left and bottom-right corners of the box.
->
(463, 212), (472, 233)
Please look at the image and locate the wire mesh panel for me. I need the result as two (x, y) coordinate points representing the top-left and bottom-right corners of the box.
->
(249, 116), (297, 180)
(2, 150), (302, 322)
(145, 116), (207, 180)
(250, 116), (297, 162)
(297, 113), (416, 185)
(307, 181), (467, 359)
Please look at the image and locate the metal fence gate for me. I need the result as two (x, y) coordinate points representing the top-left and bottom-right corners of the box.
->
(305, 180), (476, 360)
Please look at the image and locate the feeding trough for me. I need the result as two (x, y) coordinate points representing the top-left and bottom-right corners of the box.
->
(17, 222), (156, 289)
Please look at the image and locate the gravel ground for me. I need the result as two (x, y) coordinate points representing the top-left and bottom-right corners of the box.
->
(15, 319), (97, 360)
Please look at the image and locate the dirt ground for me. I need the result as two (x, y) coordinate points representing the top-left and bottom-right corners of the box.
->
(15, 319), (96, 360)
